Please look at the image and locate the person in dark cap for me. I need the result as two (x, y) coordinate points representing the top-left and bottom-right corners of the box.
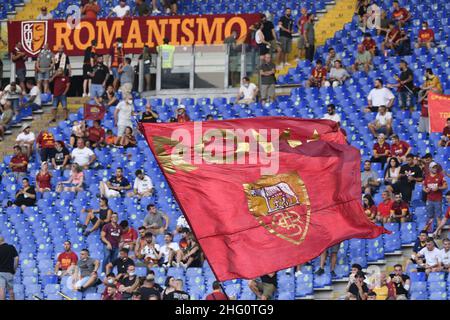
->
(346, 271), (368, 300)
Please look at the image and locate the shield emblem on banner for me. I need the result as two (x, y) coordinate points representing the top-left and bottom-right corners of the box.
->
(21, 21), (48, 55)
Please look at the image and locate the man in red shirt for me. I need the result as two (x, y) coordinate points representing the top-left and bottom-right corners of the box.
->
(306, 59), (327, 88)
(433, 191), (450, 238)
(205, 281), (229, 300)
(377, 190), (393, 224)
(101, 213), (123, 272)
(296, 7), (309, 60)
(416, 22), (435, 49)
(9, 145), (28, 179)
(87, 120), (106, 148)
(119, 220), (138, 252)
(55, 241), (78, 277)
(11, 42), (27, 92)
(102, 284), (123, 300)
(370, 133), (390, 169)
(390, 193), (410, 223)
(36, 129), (56, 162)
(391, 1), (411, 27)
(381, 22), (401, 56)
(362, 33), (377, 56)
(424, 162), (448, 231)
(176, 105), (190, 123)
(439, 118), (450, 147)
(49, 68), (71, 122)
(389, 134), (411, 163)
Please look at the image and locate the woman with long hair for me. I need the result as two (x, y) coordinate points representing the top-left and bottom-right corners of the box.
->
(363, 194), (377, 222)
(57, 163), (84, 192)
(384, 157), (401, 194)
(36, 161), (52, 193)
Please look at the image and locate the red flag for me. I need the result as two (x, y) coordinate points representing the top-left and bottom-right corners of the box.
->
(428, 92), (450, 133)
(140, 117), (387, 281)
(84, 104), (106, 120)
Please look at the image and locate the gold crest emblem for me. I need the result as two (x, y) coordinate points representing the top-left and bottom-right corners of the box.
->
(243, 172), (311, 245)
(21, 21), (48, 55)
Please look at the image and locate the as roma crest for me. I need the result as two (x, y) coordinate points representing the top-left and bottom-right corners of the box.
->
(243, 172), (311, 245)
(21, 21), (48, 56)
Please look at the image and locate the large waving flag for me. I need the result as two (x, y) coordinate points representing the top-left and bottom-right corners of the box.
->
(139, 117), (387, 281)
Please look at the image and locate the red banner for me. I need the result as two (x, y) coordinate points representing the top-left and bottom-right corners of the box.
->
(84, 104), (106, 120)
(139, 117), (387, 281)
(429, 92), (450, 133)
(7, 14), (260, 57)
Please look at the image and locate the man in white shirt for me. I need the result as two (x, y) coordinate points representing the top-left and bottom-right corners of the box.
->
(16, 124), (35, 158)
(417, 238), (442, 275)
(322, 104), (341, 123)
(0, 82), (23, 113)
(365, 79), (395, 113)
(368, 105), (393, 137)
(159, 233), (180, 267)
(71, 139), (97, 169)
(114, 94), (134, 137)
(128, 169), (154, 198)
(176, 215), (190, 233)
(237, 77), (258, 105)
(36, 6), (53, 20)
(440, 238), (450, 272)
(109, 0), (130, 18)
(24, 80), (43, 114)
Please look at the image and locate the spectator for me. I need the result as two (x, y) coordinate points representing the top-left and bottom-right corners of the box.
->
(51, 140), (71, 170)
(236, 77), (258, 104)
(11, 43), (27, 92)
(82, 0), (100, 19)
(325, 48), (341, 71)
(322, 104), (341, 123)
(133, 227), (147, 259)
(128, 169), (154, 198)
(0, 101), (13, 141)
(54, 46), (71, 76)
(109, 38), (125, 91)
(255, 23), (270, 62)
(114, 94), (134, 137)
(35, 161), (52, 193)
(0, 82), (23, 115)
(105, 129), (116, 146)
(143, 204), (169, 235)
(49, 68), (70, 123)
(434, 192), (450, 238)
(377, 190), (393, 224)
(356, 0), (370, 31)
(438, 118), (450, 147)
(389, 264), (410, 300)
(56, 163), (84, 193)
(36, 129), (56, 163)
(36, 6), (53, 20)
(385, 157), (401, 194)
(363, 194), (377, 222)
(365, 79), (395, 113)
(418, 70), (442, 129)
(99, 167), (131, 198)
(175, 233), (202, 268)
(102, 284), (123, 300)
(398, 154), (423, 202)
(35, 43), (54, 93)
(73, 249), (100, 292)
(411, 230), (428, 265)
(352, 44), (373, 73)
(164, 279), (190, 300)
(259, 54), (276, 103)
(361, 160), (381, 195)
(391, 0), (411, 27)
(139, 273), (163, 300)
(78, 197), (112, 237)
(140, 232), (162, 267)
(439, 238), (450, 272)
(159, 232), (179, 267)
(101, 212), (123, 272)
(134, 0), (150, 16)
(390, 193), (410, 223)
(88, 54), (109, 99)
(306, 59), (327, 88)
(13, 177), (36, 210)
(371, 273), (396, 300)
(131, 291), (142, 300)
(315, 243), (339, 278)
(71, 139), (97, 170)
(277, 8), (294, 67)
(416, 22), (435, 49)
(118, 57), (134, 95)
(367, 291), (377, 300)
(248, 273), (277, 300)
(119, 220), (138, 252)
(17, 123), (36, 158)
(324, 60), (349, 87)
(140, 103), (159, 123)
(22, 79), (42, 114)
(174, 106), (190, 123)
(109, 0), (130, 18)
(423, 162), (448, 231)
(346, 263), (363, 291)
(102, 85), (119, 107)
(161, 276), (176, 299)
(9, 145), (28, 179)
(150, 0), (161, 14)
(387, 61), (414, 110)
(381, 22), (401, 56)
(105, 248), (134, 279)
(82, 40), (97, 97)
(0, 235), (19, 300)
(139, 45), (152, 91)
(175, 216), (190, 234)
(70, 120), (88, 148)
(389, 134), (411, 163)
(116, 126), (137, 148)
(303, 13), (316, 63)
(54, 241), (78, 277)
(416, 238), (442, 275)
(347, 271), (368, 300)
(361, 33), (377, 56)
(368, 105), (393, 138)
(205, 281), (228, 300)
(87, 120), (105, 148)
(376, 10), (391, 36)
(370, 133), (390, 170)
(296, 8), (309, 60)
(261, 14), (279, 61)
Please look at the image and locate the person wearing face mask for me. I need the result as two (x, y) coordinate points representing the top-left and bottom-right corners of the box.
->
(416, 22), (435, 50)
(88, 54), (110, 99)
(118, 265), (140, 300)
(114, 93), (135, 137)
(108, 38), (125, 91)
(53, 46), (71, 76)
(237, 77), (258, 105)
(277, 8), (294, 67)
